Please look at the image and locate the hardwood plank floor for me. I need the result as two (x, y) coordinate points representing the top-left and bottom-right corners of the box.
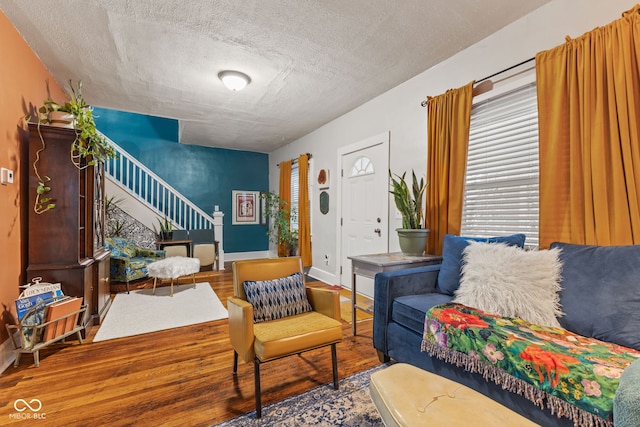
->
(1, 266), (381, 426)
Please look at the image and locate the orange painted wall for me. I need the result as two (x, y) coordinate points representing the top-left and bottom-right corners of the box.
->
(0, 10), (65, 346)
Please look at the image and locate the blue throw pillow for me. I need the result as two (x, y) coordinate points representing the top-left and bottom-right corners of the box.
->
(550, 242), (640, 351)
(436, 233), (526, 295)
(243, 272), (312, 323)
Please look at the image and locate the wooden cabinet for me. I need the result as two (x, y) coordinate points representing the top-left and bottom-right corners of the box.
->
(26, 123), (112, 328)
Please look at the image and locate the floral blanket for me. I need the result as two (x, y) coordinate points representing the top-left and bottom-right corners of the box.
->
(421, 303), (640, 427)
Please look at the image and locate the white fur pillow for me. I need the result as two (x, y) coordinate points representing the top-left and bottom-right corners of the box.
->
(453, 241), (563, 327)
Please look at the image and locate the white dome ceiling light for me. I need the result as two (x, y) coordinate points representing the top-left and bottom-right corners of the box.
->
(218, 70), (251, 91)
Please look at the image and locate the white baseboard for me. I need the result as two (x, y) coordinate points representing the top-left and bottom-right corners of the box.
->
(0, 332), (18, 374)
(224, 251), (271, 262)
(307, 266), (339, 286)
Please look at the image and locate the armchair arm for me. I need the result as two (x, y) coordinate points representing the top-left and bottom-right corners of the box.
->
(109, 256), (129, 267)
(373, 264), (441, 355)
(227, 297), (255, 363)
(306, 287), (340, 321)
(136, 248), (165, 258)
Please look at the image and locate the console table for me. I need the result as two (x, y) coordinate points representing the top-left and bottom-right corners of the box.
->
(348, 252), (442, 335)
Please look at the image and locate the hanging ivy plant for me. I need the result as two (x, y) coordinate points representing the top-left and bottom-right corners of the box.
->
(28, 80), (117, 214)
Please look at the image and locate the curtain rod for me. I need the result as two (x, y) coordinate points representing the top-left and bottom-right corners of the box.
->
(277, 153), (312, 167)
(420, 56), (535, 107)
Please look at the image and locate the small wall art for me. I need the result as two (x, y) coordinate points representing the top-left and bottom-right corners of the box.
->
(319, 191), (329, 214)
(317, 169), (329, 189)
(232, 190), (259, 225)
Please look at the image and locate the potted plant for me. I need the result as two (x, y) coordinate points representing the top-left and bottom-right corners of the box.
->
(261, 191), (298, 256)
(28, 80), (116, 214)
(153, 216), (174, 241)
(389, 169), (429, 255)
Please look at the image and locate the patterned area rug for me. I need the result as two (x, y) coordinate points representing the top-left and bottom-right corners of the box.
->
(214, 365), (387, 426)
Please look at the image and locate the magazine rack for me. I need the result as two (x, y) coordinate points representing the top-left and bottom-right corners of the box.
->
(6, 296), (87, 367)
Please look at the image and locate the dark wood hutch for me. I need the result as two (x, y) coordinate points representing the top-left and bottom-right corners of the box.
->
(26, 123), (111, 328)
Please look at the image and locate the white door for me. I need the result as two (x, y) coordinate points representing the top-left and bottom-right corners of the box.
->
(339, 133), (389, 297)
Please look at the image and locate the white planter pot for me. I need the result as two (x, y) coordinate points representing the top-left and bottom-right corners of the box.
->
(49, 111), (75, 128)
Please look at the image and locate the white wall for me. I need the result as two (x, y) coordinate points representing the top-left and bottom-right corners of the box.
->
(269, 0), (637, 285)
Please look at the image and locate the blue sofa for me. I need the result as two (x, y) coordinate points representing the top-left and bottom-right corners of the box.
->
(373, 240), (640, 426)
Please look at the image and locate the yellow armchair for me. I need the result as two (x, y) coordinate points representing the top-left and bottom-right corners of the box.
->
(228, 257), (342, 418)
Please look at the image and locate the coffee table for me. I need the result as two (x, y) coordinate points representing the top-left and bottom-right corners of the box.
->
(147, 256), (200, 296)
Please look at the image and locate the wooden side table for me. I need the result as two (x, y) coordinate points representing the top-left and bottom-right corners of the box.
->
(348, 252), (442, 335)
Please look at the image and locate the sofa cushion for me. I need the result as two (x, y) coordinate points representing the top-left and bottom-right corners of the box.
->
(392, 293), (454, 334)
(454, 242), (563, 327)
(550, 242), (640, 351)
(243, 272), (313, 323)
(436, 234), (526, 296)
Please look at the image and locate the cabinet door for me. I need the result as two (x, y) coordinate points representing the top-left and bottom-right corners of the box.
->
(94, 249), (111, 323)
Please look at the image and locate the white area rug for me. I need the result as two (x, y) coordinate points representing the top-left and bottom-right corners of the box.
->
(93, 282), (228, 342)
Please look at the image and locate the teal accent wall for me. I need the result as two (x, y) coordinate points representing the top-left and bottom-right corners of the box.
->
(94, 108), (269, 253)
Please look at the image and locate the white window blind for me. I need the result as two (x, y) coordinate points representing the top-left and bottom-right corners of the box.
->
(461, 81), (539, 247)
(291, 163), (299, 231)
(290, 158), (312, 233)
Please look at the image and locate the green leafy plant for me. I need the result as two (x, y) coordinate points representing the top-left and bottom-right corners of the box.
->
(28, 80), (116, 214)
(153, 216), (173, 240)
(261, 191), (298, 254)
(389, 169), (428, 229)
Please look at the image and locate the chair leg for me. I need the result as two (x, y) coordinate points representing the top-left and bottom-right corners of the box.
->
(254, 358), (262, 418)
(233, 351), (238, 375)
(331, 343), (339, 390)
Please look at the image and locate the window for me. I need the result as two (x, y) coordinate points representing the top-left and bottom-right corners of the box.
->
(350, 156), (374, 176)
(290, 163), (299, 231)
(461, 80), (539, 247)
(289, 158), (313, 233)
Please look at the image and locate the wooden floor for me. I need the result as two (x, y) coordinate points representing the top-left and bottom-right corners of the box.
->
(0, 266), (381, 426)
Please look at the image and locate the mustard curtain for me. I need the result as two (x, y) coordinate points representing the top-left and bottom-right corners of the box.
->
(298, 154), (312, 266)
(278, 160), (292, 257)
(536, 5), (640, 248)
(426, 81), (475, 255)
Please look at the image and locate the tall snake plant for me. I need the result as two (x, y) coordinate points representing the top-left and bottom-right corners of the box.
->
(389, 170), (427, 229)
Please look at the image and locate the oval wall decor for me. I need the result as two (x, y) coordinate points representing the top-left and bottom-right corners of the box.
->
(319, 191), (329, 214)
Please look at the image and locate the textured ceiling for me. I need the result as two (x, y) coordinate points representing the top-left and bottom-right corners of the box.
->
(1, 0), (550, 152)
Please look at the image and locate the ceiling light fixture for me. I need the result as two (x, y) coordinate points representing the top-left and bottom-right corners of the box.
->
(218, 70), (251, 91)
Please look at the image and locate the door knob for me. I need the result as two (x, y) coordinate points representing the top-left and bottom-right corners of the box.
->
(374, 228), (381, 236)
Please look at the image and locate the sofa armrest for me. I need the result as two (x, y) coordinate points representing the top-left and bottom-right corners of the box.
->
(373, 264), (441, 356)
(615, 359), (640, 427)
(306, 287), (341, 321)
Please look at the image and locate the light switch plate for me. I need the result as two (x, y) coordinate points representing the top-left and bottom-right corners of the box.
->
(1, 168), (14, 185)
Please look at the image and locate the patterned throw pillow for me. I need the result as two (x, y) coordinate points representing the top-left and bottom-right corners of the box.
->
(243, 272), (312, 323)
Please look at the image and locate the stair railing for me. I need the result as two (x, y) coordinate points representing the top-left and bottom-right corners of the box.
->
(103, 135), (215, 231)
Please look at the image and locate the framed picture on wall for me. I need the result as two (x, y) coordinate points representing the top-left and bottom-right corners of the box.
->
(232, 190), (259, 225)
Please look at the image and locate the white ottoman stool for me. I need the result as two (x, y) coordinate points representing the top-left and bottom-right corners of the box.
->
(147, 256), (200, 296)
(369, 363), (538, 427)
